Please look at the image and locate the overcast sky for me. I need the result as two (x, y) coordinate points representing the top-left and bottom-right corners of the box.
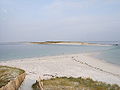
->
(0, 0), (120, 42)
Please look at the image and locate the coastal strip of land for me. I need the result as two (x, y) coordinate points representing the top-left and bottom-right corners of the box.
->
(0, 53), (120, 90)
(28, 41), (111, 46)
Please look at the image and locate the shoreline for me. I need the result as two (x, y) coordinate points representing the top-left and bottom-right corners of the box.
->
(0, 53), (120, 90)
(0, 52), (119, 67)
(86, 52), (120, 67)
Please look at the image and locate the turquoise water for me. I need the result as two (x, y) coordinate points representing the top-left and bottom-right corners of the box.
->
(0, 42), (119, 65)
(95, 46), (120, 65)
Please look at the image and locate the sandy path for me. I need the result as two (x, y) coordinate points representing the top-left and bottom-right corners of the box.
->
(0, 53), (120, 90)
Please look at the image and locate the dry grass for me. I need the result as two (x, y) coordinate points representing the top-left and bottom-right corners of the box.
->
(0, 65), (25, 88)
(32, 77), (120, 90)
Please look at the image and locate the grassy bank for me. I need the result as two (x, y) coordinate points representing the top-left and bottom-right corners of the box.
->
(0, 65), (25, 88)
(32, 77), (120, 90)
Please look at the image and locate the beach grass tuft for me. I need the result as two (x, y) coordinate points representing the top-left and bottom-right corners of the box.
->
(32, 77), (120, 90)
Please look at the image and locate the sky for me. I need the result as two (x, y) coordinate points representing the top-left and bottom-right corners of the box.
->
(0, 0), (120, 42)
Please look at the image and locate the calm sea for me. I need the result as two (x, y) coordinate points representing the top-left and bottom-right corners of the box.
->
(0, 42), (120, 65)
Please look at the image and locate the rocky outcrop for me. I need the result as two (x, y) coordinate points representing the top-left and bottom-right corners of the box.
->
(32, 77), (43, 90)
(0, 73), (26, 90)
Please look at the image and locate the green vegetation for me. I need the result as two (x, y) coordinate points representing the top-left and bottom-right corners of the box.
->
(0, 65), (25, 88)
(32, 77), (120, 90)
(30, 41), (83, 44)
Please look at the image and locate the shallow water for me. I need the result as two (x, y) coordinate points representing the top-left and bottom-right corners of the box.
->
(95, 46), (120, 65)
(0, 42), (119, 65)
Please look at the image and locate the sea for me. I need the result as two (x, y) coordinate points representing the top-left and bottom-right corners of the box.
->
(0, 41), (120, 66)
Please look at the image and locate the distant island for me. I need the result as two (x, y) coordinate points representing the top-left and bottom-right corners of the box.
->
(29, 41), (111, 46)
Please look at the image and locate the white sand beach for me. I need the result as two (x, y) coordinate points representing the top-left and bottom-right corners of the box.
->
(0, 53), (120, 90)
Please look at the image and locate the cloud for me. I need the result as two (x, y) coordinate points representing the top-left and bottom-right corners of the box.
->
(40, 0), (92, 19)
(0, 8), (8, 14)
(43, 0), (88, 10)
(0, 8), (8, 21)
